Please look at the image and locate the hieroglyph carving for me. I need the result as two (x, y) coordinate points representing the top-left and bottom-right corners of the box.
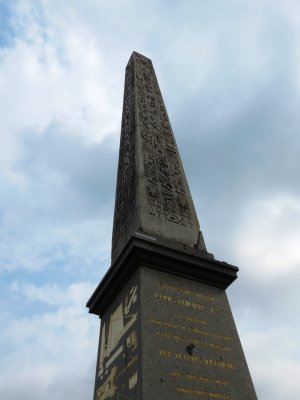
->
(134, 54), (192, 227)
(112, 59), (136, 253)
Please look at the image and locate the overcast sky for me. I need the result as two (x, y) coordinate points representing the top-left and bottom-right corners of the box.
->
(1, 0), (300, 399)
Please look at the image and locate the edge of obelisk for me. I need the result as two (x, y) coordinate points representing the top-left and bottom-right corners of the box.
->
(87, 235), (238, 317)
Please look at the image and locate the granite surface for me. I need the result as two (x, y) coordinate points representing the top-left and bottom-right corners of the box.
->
(139, 267), (257, 400)
(92, 266), (257, 400)
(111, 52), (206, 262)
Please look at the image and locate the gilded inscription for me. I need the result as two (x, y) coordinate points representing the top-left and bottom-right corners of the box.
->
(159, 282), (214, 302)
(176, 386), (232, 400)
(175, 314), (208, 325)
(154, 292), (222, 313)
(149, 318), (233, 341)
(170, 371), (229, 386)
(159, 348), (235, 370)
(155, 331), (231, 352)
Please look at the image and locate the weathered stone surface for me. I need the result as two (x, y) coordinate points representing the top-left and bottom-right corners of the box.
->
(112, 52), (207, 262)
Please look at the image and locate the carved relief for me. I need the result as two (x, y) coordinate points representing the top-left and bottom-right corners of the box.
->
(112, 53), (195, 258)
(112, 59), (136, 253)
(134, 53), (192, 227)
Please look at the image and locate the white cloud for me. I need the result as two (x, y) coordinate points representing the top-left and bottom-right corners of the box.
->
(0, 217), (111, 272)
(0, 0), (121, 178)
(234, 195), (300, 279)
(242, 327), (300, 400)
(10, 281), (96, 307)
(0, 281), (99, 400)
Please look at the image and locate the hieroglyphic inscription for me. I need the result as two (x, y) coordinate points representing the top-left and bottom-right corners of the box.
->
(134, 53), (193, 226)
(112, 58), (136, 254)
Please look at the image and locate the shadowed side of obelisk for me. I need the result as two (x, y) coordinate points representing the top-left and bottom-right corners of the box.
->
(112, 52), (208, 262)
(111, 56), (138, 262)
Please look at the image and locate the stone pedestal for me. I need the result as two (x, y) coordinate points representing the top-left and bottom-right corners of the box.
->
(87, 238), (257, 400)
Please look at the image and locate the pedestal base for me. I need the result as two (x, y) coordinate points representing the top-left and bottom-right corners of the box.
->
(87, 238), (257, 400)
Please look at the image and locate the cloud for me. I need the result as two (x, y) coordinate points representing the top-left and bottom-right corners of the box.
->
(0, 0), (122, 175)
(241, 327), (300, 399)
(234, 195), (300, 278)
(10, 280), (96, 307)
(0, 281), (98, 400)
(0, 126), (116, 273)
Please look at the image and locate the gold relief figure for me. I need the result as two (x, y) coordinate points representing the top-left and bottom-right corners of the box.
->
(126, 330), (138, 351)
(98, 286), (138, 378)
(124, 286), (137, 315)
(97, 366), (117, 400)
(128, 372), (138, 390)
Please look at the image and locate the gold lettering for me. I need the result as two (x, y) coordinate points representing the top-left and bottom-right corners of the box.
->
(155, 292), (221, 313)
(159, 348), (235, 369)
(175, 314), (208, 325)
(149, 318), (232, 342)
(159, 348), (172, 357)
(159, 282), (214, 301)
(155, 330), (231, 352)
(170, 371), (229, 386)
(176, 386), (232, 399)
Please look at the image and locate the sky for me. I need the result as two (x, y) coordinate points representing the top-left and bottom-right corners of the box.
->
(0, 0), (300, 398)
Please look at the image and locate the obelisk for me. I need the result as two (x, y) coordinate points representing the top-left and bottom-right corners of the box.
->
(87, 52), (257, 400)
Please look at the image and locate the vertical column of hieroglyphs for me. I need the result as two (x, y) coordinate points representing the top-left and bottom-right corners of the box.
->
(134, 53), (197, 230)
(112, 58), (136, 258)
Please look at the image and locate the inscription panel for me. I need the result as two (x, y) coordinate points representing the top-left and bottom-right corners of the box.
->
(140, 267), (257, 400)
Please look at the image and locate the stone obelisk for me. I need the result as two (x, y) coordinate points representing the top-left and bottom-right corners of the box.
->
(87, 52), (257, 400)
